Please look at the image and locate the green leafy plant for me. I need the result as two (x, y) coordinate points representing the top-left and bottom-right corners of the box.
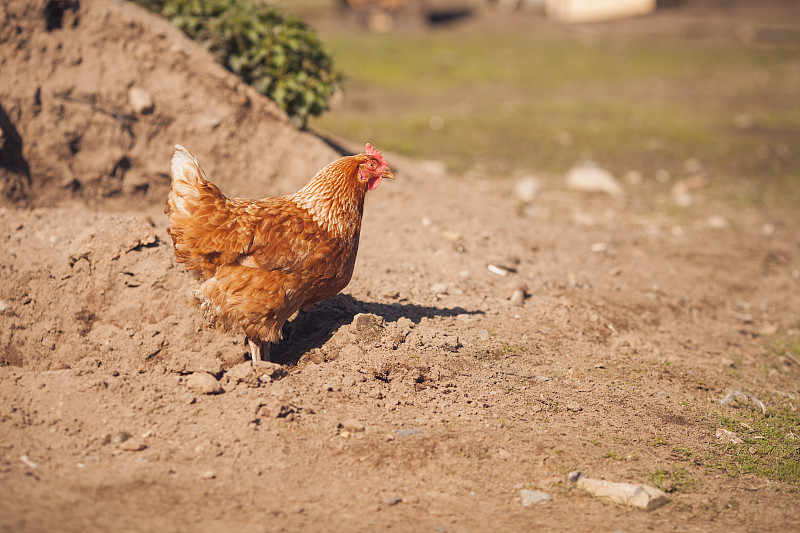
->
(134, 0), (344, 128)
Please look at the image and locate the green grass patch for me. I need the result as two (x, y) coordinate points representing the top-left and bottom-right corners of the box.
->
(312, 24), (800, 206)
(650, 466), (695, 493)
(714, 409), (800, 484)
(671, 445), (695, 460)
(602, 450), (625, 461)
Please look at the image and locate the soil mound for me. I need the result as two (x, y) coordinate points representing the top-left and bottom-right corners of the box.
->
(0, 0), (347, 371)
(0, 0), (337, 210)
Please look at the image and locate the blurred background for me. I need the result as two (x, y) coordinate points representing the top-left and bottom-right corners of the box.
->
(288, 0), (800, 209)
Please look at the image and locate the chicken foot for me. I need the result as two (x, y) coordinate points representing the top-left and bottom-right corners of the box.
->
(247, 338), (270, 362)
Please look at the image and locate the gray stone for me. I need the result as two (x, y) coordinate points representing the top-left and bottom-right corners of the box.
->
(186, 372), (222, 395)
(573, 475), (669, 511)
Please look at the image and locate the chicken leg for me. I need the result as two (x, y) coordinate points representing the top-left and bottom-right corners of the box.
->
(248, 338), (270, 362)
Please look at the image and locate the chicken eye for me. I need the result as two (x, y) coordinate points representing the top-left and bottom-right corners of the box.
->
(367, 161), (376, 170)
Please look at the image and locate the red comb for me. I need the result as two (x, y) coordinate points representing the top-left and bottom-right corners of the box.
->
(365, 143), (388, 167)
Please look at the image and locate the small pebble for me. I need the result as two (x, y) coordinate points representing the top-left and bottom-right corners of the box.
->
(707, 215), (728, 229)
(520, 489), (552, 506)
(431, 283), (449, 295)
(110, 431), (132, 445)
(128, 87), (154, 115)
(716, 428), (743, 445)
(514, 176), (541, 203)
(201, 470), (216, 480)
(565, 163), (623, 196)
(488, 264), (509, 276)
(590, 242), (607, 253)
(670, 181), (692, 206)
(0, 300), (9, 313)
(566, 402), (582, 412)
(441, 230), (461, 242)
(382, 495), (402, 506)
(510, 289), (525, 306)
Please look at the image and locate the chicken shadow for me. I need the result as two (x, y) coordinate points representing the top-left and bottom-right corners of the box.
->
(272, 293), (483, 365)
(0, 99), (32, 204)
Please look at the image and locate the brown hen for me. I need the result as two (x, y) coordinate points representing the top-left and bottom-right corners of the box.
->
(165, 144), (394, 361)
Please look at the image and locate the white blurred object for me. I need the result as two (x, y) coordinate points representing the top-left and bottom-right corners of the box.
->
(565, 162), (623, 196)
(546, 0), (655, 23)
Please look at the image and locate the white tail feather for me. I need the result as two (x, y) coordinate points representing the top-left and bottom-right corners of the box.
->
(169, 145), (205, 215)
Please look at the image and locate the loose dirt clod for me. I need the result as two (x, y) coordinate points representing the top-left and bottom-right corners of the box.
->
(186, 373), (222, 395)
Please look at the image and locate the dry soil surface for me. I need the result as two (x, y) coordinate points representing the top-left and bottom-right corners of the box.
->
(1, 1), (799, 532)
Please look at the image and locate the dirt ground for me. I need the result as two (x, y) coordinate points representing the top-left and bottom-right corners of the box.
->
(1, 1), (799, 531)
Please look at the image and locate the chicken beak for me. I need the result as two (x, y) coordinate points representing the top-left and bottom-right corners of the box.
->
(382, 169), (396, 180)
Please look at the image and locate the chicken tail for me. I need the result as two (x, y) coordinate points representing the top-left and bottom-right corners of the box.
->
(167, 145), (210, 218)
(166, 145), (230, 276)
